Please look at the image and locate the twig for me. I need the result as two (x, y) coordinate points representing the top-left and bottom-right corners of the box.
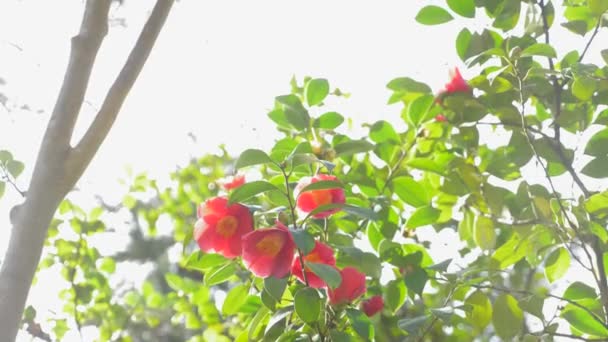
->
(578, 15), (604, 64)
(0, 165), (26, 197)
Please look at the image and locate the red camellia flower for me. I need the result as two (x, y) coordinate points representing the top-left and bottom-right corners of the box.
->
(295, 174), (345, 219)
(435, 114), (447, 122)
(193, 197), (253, 258)
(223, 174), (245, 190)
(242, 222), (296, 278)
(443, 67), (471, 94)
(361, 295), (384, 317)
(327, 267), (367, 305)
(291, 241), (336, 288)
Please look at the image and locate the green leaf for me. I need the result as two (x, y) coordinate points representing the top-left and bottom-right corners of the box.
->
(99, 257), (116, 274)
(265, 306), (293, 336)
(276, 94), (310, 130)
(427, 259), (452, 273)
(235, 149), (275, 169)
(342, 204), (379, 220)
(290, 228), (315, 255)
(492, 294), (524, 340)
(474, 215), (496, 250)
(223, 284), (249, 315)
(329, 330), (353, 342)
(185, 252), (227, 271)
(491, 233), (528, 269)
(415, 5), (454, 25)
(455, 28), (472, 61)
(313, 112), (344, 129)
(298, 180), (343, 193)
(6, 160), (24, 178)
(305, 78), (330, 106)
(398, 315), (429, 334)
(392, 176), (430, 208)
(582, 157), (608, 178)
(572, 76), (597, 101)
(602, 49), (608, 65)
(249, 307), (269, 340)
(0, 182), (5, 198)
(407, 94), (434, 127)
(304, 203), (345, 221)
(562, 306), (608, 336)
(229, 180), (281, 204)
(205, 262), (237, 286)
(334, 140), (374, 156)
(385, 279), (407, 313)
(586, 191), (608, 218)
(406, 206), (440, 229)
(589, 0), (608, 14)
(0, 150), (12, 164)
(386, 77), (432, 94)
(294, 288), (322, 324)
(447, 0), (475, 18)
(430, 307), (454, 323)
(264, 276), (288, 302)
(369, 120), (400, 144)
(519, 295), (545, 320)
(544, 247), (570, 283)
(345, 308), (374, 340)
(561, 20), (589, 36)
(465, 290), (492, 330)
(404, 267), (428, 296)
(585, 128), (608, 157)
(521, 43), (557, 58)
(308, 262), (342, 289)
(564, 281), (597, 301)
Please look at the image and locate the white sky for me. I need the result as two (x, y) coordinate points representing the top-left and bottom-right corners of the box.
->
(0, 0), (607, 340)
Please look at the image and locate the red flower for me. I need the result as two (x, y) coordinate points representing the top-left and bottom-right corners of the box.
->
(291, 241), (336, 288)
(361, 295), (384, 317)
(327, 267), (367, 306)
(443, 68), (470, 94)
(194, 197), (253, 258)
(435, 114), (447, 122)
(242, 222), (296, 278)
(295, 174), (345, 219)
(223, 174), (245, 190)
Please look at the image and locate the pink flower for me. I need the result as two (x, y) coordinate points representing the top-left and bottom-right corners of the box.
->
(443, 68), (471, 94)
(361, 295), (384, 317)
(194, 197), (253, 258)
(435, 114), (447, 122)
(295, 174), (345, 219)
(327, 267), (367, 305)
(291, 241), (336, 288)
(242, 222), (296, 278)
(223, 174), (245, 190)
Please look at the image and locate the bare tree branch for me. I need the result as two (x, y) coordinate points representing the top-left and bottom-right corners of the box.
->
(46, 0), (112, 151)
(68, 0), (175, 189)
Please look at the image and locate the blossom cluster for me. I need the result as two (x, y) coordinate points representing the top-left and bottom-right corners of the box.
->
(193, 174), (382, 311)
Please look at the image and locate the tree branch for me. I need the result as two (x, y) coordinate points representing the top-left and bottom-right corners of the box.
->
(45, 0), (112, 151)
(68, 0), (175, 190)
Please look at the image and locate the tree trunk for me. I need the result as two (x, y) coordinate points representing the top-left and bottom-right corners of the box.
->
(0, 1), (174, 340)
